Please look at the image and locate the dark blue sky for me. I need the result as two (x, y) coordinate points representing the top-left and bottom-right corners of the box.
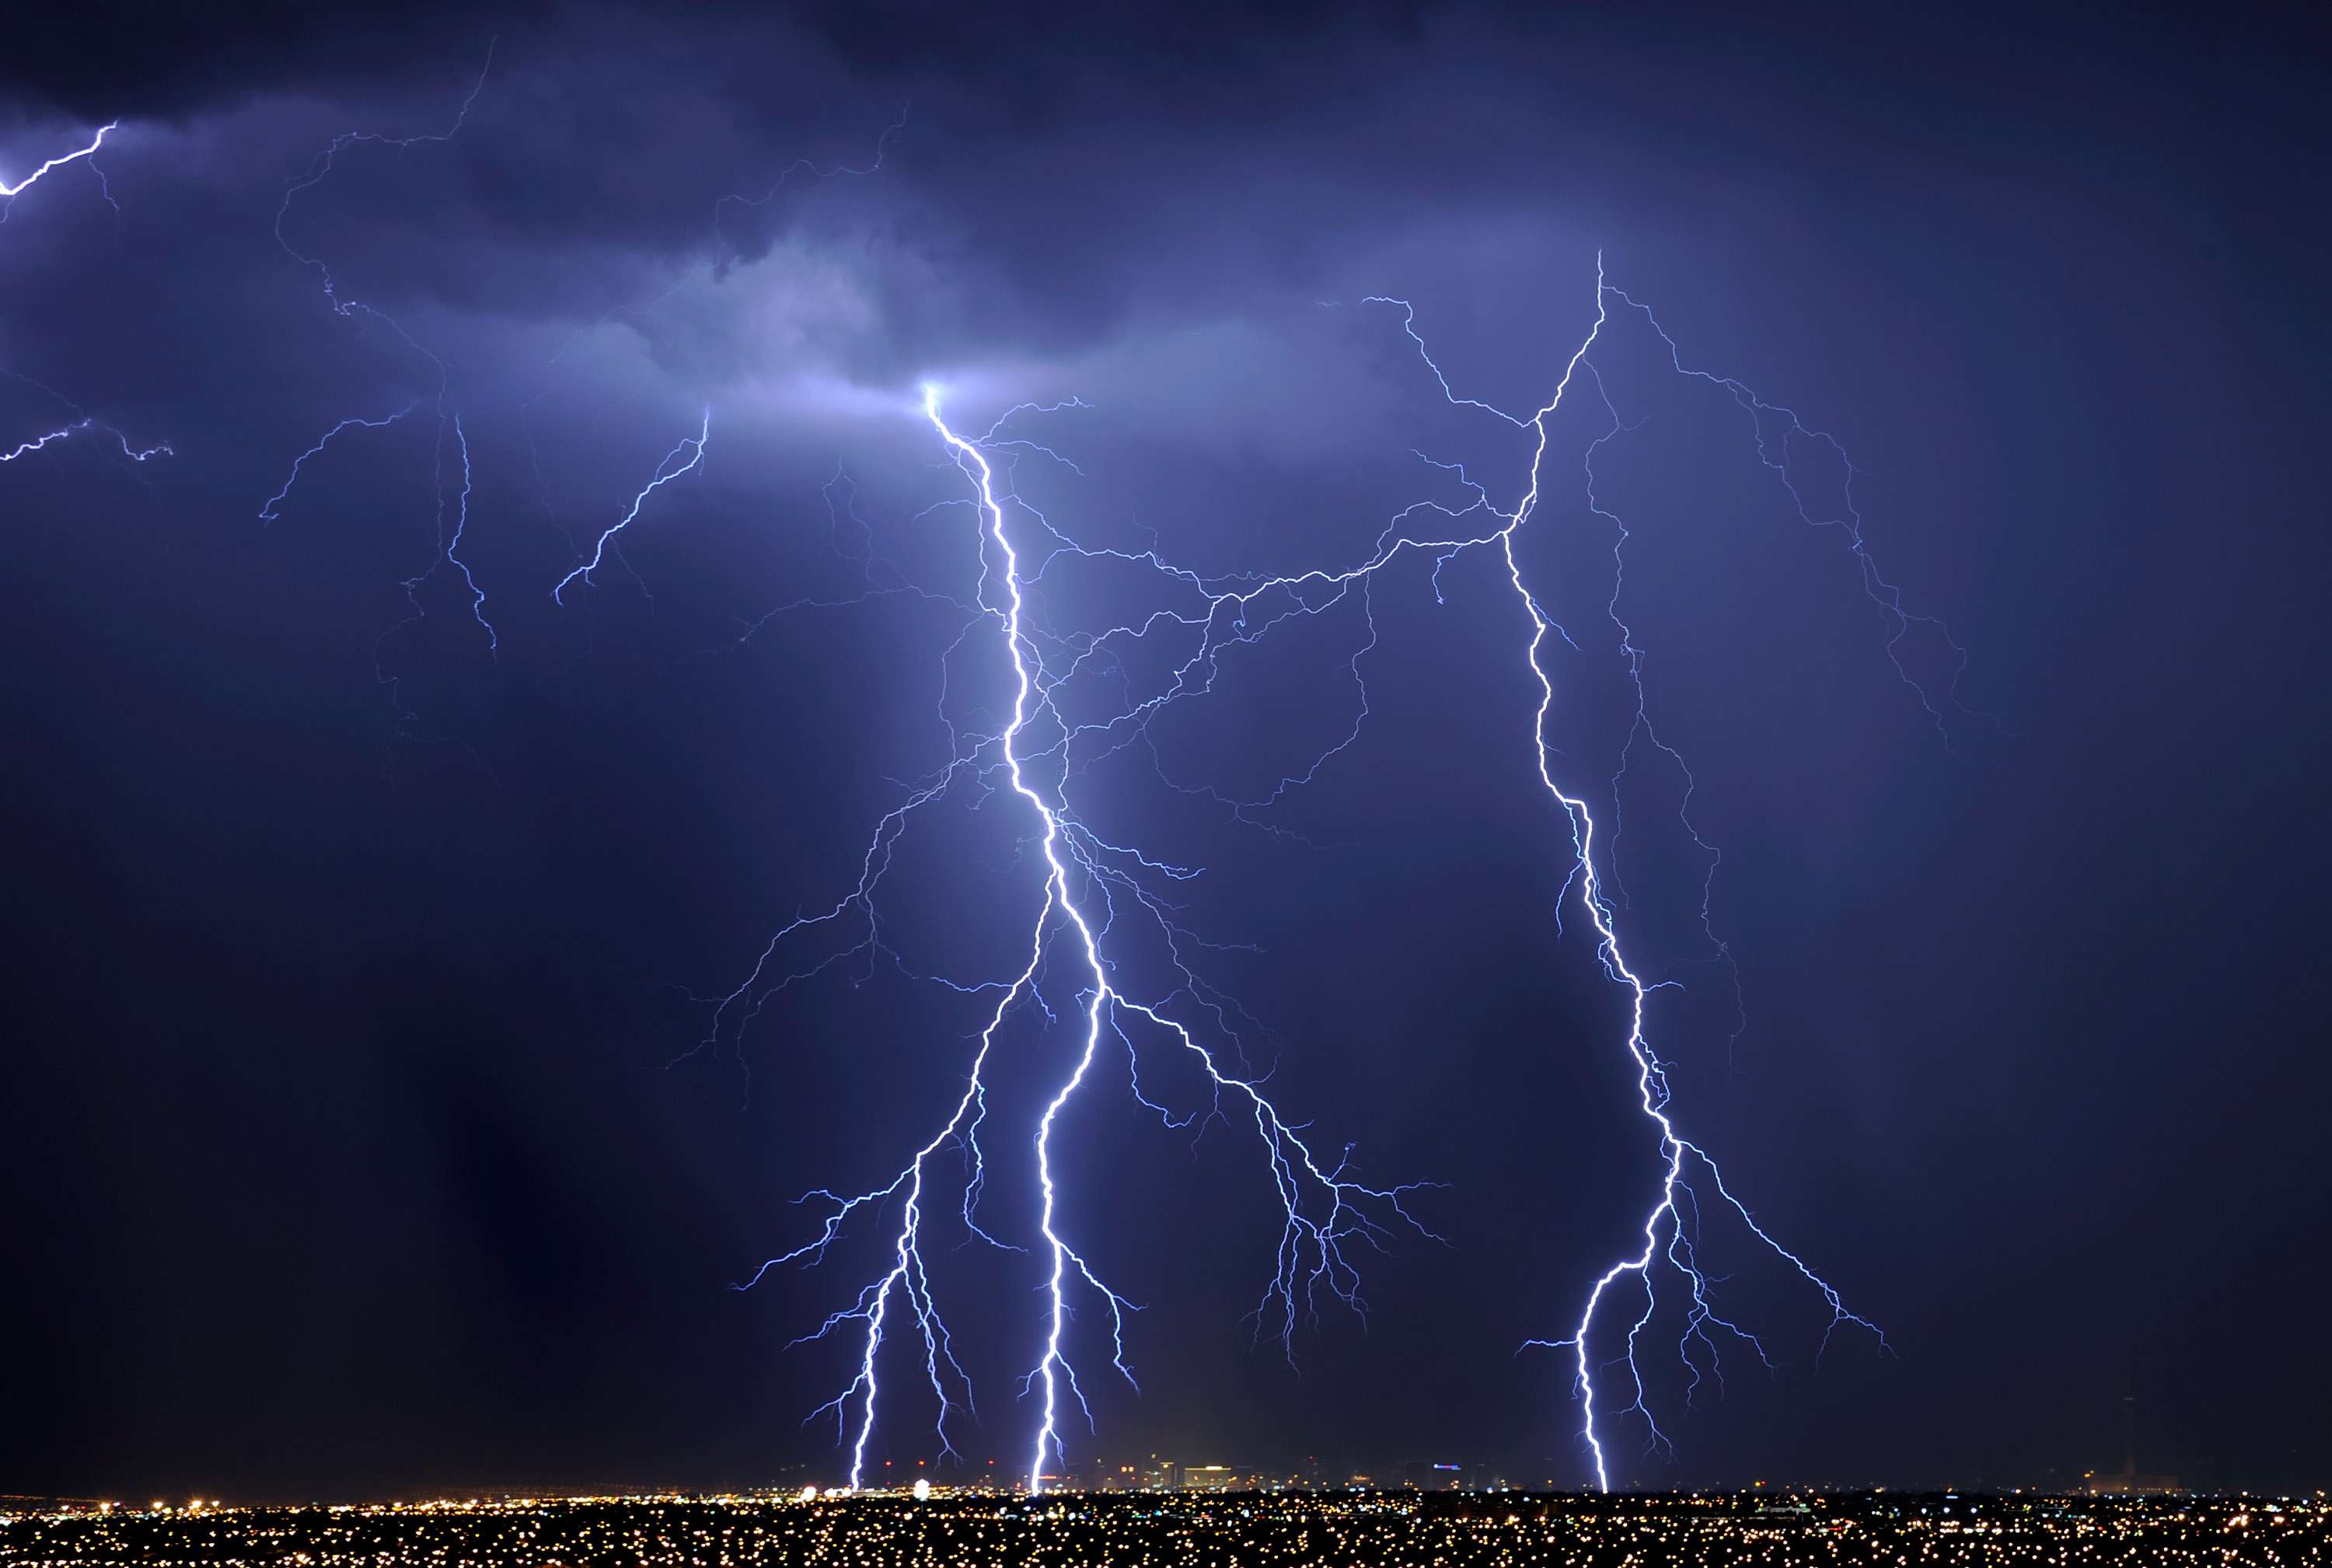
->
(1, 1), (2325, 1500)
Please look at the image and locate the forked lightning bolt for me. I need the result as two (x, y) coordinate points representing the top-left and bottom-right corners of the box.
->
(733, 260), (1939, 1493)
(726, 388), (1440, 1495)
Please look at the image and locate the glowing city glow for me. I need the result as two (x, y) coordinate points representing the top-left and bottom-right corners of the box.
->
(9, 1489), (2299, 1566)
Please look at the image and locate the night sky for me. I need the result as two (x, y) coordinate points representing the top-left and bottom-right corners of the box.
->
(2, 2), (2326, 1503)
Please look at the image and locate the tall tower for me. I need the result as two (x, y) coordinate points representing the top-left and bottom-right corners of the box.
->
(2087, 1378), (2177, 1495)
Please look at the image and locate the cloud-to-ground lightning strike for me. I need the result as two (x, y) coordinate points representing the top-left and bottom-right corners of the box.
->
(1342, 274), (1912, 1489)
(726, 260), (1951, 1495)
(724, 389), (1440, 1496)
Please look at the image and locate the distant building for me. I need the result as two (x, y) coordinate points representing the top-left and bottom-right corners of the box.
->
(2084, 1471), (2182, 1496)
(1179, 1465), (1255, 1492)
(1402, 1461), (1466, 1491)
(2085, 1383), (2180, 1496)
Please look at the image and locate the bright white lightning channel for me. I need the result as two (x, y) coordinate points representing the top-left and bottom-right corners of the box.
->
(0, 122), (113, 215)
(738, 264), (1932, 1494)
(728, 386), (1437, 1496)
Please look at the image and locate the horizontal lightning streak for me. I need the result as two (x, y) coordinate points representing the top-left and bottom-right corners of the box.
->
(1, 372), (171, 471)
(1, 417), (170, 465)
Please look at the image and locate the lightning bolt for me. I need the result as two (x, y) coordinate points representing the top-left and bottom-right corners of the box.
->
(730, 257), (1941, 1495)
(263, 57), (899, 674)
(1423, 267), (1901, 1491)
(724, 386), (1445, 1496)
(379, 409), (491, 653)
(0, 414), (170, 464)
(0, 122), (114, 218)
(2, 138), (161, 465)
(273, 51), (492, 318)
(259, 53), (502, 667)
(1605, 285), (1986, 744)
(259, 410), (418, 523)
(552, 411), (712, 604)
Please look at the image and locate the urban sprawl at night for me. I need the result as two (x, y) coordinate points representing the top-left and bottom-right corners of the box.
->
(5, 1488), (2327, 1567)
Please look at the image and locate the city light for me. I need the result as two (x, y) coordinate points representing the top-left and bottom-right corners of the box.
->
(0, 1488), (2315, 1568)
